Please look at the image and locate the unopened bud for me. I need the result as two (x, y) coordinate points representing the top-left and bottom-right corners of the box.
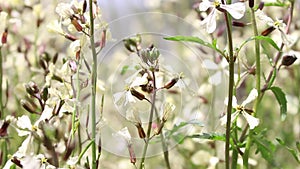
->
(65, 33), (78, 41)
(52, 74), (64, 83)
(164, 78), (179, 89)
(71, 17), (83, 32)
(21, 99), (38, 114)
(135, 123), (146, 139)
(130, 88), (145, 101)
(1, 28), (8, 44)
(0, 121), (10, 137)
(39, 59), (47, 70)
(83, 0), (87, 13)
(281, 54), (297, 66)
(261, 26), (276, 36)
(25, 81), (39, 96)
(232, 21), (246, 27)
(249, 0), (254, 8)
(258, 2), (264, 10)
(41, 87), (48, 102)
(52, 53), (58, 64)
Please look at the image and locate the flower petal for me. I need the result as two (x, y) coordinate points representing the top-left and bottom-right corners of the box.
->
(199, 0), (213, 11)
(224, 96), (237, 108)
(242, 112), (259, 129)
(200, 9), (217, 33)
(255, 10), (274, 26)
(221, 2), (245, 19)
(220, 111), (239, 126)
(242, 89), (258, 106)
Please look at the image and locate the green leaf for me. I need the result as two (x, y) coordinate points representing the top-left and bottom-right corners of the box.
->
(276, 138), (300, 163)
(253, 135), (276, 163)
(187, 133), (226, 141)
(267, 69), (277, 89)
(269, 86), (287, 121)
(164, 36), (224, 57)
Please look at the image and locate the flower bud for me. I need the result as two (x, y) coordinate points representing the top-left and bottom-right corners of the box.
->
(0, 121), (10, 137)
(65, 33), (78, 41)
(261, 26), (276, 36)
(164, 78), (179, 89)
(232, 21), (246, 27)
(249, 0), (254, 8)
(281, 54), (297, 67)
(39, 59), (47, 70)
(21, 99), (38, 114)
(52, 53), (59, 64)
(71, 17), (83, 32)
(258, 2), (264, 10)
(135, 123), (146, 139)
(1, 28), (8, 45)
(25, 81), (39, 96)
(130, 88), (145, 101)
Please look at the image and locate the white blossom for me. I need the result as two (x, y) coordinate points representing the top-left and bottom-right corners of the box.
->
(199, 0), (246, 33)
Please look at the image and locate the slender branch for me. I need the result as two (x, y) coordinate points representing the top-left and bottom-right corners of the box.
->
(0, 47), (3, 119)
(139, 70), (157, 169)
(243, 7), (260, 168)
(88, 0), (98, 168)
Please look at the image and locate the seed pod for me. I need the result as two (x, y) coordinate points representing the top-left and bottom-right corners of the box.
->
(281, 54), (297, 66)
(164, 77), (179, 89)
(249, 0), (254, 8)
(130, 88), (145, 101)
(261, 26), (276, 36)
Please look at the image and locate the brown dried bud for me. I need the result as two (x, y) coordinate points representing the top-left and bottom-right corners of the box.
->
(71, 17), (83, 32)
(0, 121), (10, 137)
(83, 0), (87, 13)
(258, 2), (264, 10)
(135, 123), (146, 139)
(52, 53), (59, 64)
(65, 34), (78, 41)
(1, 28), (8, 44)
(164, 78), (179, 89)
(128, 144), (136, 164)
(11, 156), (23, 168)
(130, 88), (145, 101)
(249, 0), (254, 8)
(232, 21), (246, 27)
(281, 54), (297, 67)
(261, 26), (276, 36)
(39, 59), (47, 70)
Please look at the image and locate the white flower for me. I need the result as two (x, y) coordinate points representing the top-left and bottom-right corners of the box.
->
(55, 3), (74, 19)
(113, 127), (132, 143)
(256, 10), (294, 45)
(221, 89), (260, 129)
(199, 0), (246, 33)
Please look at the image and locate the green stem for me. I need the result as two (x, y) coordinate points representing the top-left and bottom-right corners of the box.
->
(243, 7), (260, 169)
(221, 7), (235, 169)
(89, 0), (97, 168)
(139, 71), (157, 169)
(0, 47), (3, 119)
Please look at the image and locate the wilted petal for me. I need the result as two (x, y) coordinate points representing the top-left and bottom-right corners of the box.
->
(130, 74), (148, 87)
(242, 112), (259, 129)
(114, 127), (132, 142)
(255, 10), (274, 26)
(125, 91), (136, 105)
(242, 89), (258, 106)
(221, 2), (246, 19)
(199, 0), (213, 11)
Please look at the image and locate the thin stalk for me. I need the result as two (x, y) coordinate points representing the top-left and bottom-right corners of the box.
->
(139, 70), (157, 169)
(0, 47), (3, 119)
(243, 7), (260, 169)
(89, 0), (98, 168)
(220, 5), (235, 169)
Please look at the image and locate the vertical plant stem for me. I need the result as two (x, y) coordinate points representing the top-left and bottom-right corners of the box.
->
(0, 47), (3, 119)
(243, 7), (260, 169)
(139, 71), (157, 169)
(89, 1), (97, 168)
(220, 6), (235, 169)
